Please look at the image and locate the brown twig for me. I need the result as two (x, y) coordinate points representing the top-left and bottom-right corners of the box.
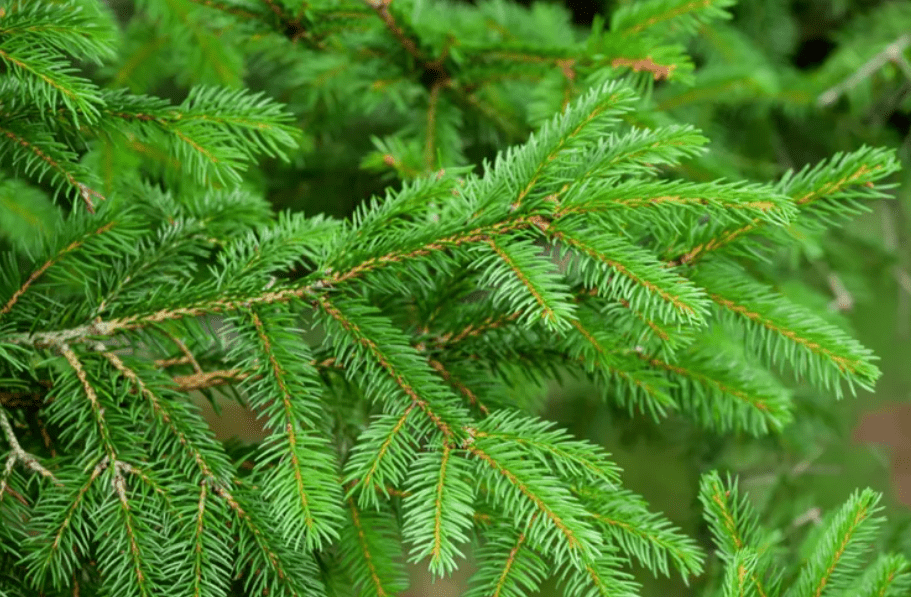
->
(818, 35), (911, 107)
(1, 354), (345, 409)
(0, 407), (61, 486)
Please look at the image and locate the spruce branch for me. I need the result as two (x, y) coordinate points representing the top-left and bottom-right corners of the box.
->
(574, 484), (704, 581)
(401, 442), (475, 576)
(216, 483), (323, 597)
(467, 438), (602, 565)
(463, 517), (546, 597)
(235, 308), (345, 551)
(609, 55), (677, 80)
(340, 496), (408, 596)
(364, 0), (431, 67)
(0, 42), (103, 123)
(314, 294), (462, 440)
(256, 0), (320, 45)
(1, 10), (907, 593)
(174, 480), (233, 597)
(0, 221), (114, 319)
(0, 123), (106, 212)
(557, 549), (641, 597)
(844, 553), (911, 597)
(615, 297), (673, 341)
(783, 489), (883, 597)
(97, 458), (161, 597)
(100, 351), (233, 484)
(548, 220), (708, 324)
(477, 410), (622, 488)
(639, 346), (792, 434)
(20, 455), (136, 591)
(668, 146), (900, 266)
(693, 261), (879, 394)
(478, 236), (577, 331)
(698, 472), (778, 597)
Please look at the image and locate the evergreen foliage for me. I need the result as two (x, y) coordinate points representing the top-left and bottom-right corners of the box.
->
(0, 0), (908, 596)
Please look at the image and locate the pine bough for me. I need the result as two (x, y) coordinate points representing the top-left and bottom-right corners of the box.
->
(0, 1), (909, 596)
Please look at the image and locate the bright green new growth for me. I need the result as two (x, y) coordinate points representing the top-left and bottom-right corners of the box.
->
(0, 0), (909, 596)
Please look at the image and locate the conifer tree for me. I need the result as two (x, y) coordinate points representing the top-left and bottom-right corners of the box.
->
(0, 0), (909, 596)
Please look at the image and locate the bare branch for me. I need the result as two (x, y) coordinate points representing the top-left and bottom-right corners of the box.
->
(818, 35), (911, 107)
(0, 407), (61, 485)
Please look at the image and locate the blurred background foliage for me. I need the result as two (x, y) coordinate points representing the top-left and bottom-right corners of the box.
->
(4, 0), (911, 594)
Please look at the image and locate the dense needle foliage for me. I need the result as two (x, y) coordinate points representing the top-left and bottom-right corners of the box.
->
(1, 0), (909, 596)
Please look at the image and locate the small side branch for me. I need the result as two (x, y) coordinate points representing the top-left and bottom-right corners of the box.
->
(172, 368), (254, 391)
(0, 125), (105, 213)
(365, 0), (427, 66)
(60, 344), (119, 465)
(427, 357), (490, 415)
(1, 359), (343, 409)
(314, 295), (453, 439)
(0, 222), (115, 319)
(0, 407), (60, 486)
(157, 327), (203, 373)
